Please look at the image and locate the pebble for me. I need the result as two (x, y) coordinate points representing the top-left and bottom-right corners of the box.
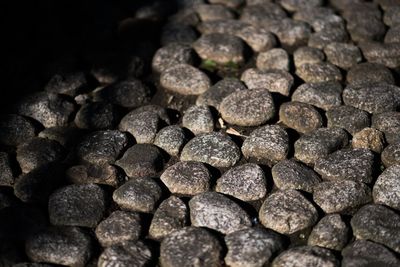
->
(268, 18), (312, 51)
(38, 126), (83, 147)
(208, 0), (244, 8)
(359, 42), (400, 69)
(346, 62), (395, 85)
(195, 4), (235, 22)
(224, 227), (284, 267)
(308, 27), (348, 49)
(381, 142), (400, 167)
(216, 163), (267, 201)
(384, 25), (400, 43)
(236, 25), (277, 52)
(279, 102), (323, 134)
(371, 111), (400, 144)
(25, 226), (93, 267)
(119, 110), (159, 144)
(313, 180), (372, 214)
(373, 165), (400, 211)
(116, 144), (163, 179)
(76, 130), (129, 165)
(326, 105), (370, 135)
(294, 127), (349, 166)
(152, 43), (196, 73)
(189, 191), (251, 234)
(160, 227), (222, 267)
(293, 46), (325, 68)
(74, 101), (119, 130)
(271, 159), (321, 193)
(180, 132), (240, 168)
(351, 204), (400, 253)
(293, 7), (343, 32)
(240, 4), (287, 30)
(315, 148), (374, 183)
(256, 48), (290, 71)
(351, 128), (385, 153)
(112, 178), (162, 213)
(259, 189), (318, 234)
(291, 81), (342, 111)
(198, 19), (246, 35)
(161, 23), (198, 45)
(220, 88), (275, 126)
(0, 152), (14, 186)
(129, 104), (171, 126)
(160, 64), (211, 95)
(45, 71), (88, 97)
(278, 0), (323, 12)
(0, 114), (36, 146)
(66, 164), (122, 187)
(296, 62), (342, 83)
(241, 68), (294, 96)
(95, 211), (142, 247)
(323, 42), (362, 70)
(48, 184), (107, 227)
(182, 105), (214, 135)
(98, 241), (152, 267)
(160, 161), (211, 196)
(242, 125), (289, 165)
(271, 246), (339, 267)
(308, 214), (349, 251)
(153, 125), (188, 156)
(346, 9), (385, 43)
(383, 5), (400, 26)
(16, 92), (75, 128)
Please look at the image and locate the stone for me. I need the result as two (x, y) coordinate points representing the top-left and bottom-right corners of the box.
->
(224, 227), (284, 267)
(346, 62), (395, 85)
(182, 105), (214, 135)
(371, 111), (400, 144)
(0, 152), (14, 186)
(98, 241), (152, 267)
(256, 48), (290, 71)
(115, 144), (163, 179)
(383, 5), (400, 26)
(152, 43), (196, 73)
(242, 125), (289, 165)
(25, 226), (92, 267)
(66, 164), (122, 187)
(16, 92), (75, 128)
(189, 192), (251, 234)
(278, 0), (323, 12)
(76, 130), (129, 165)
(271, 159), (321, 193)
(38, 126), (83, 147)
(296, 62), (342, 83)
(268, 19), (312, 50)
(195, 4), (235, 21)
(220, 88), (275, 126)
(294, 127), (349, 166)
(16, 137), (65, 173)
(384, 25), (400, 43)
(313, 180), (372, 214)
(308, 214), (349, 250)
(351, 204), (400, 253)
(236, 25), (276, 52)
(293, 46), (325, 68)
(119, 110), (159, 144)
(279, 102), (323, 134)
(128, 104), (170, 125)
(352, 128), (385, 153)
(160, 64), (211, 95)
(259, 190), (318, 234)
(359, 41), (400, 69)
(293, 7), (344, 33)
(347, 16), (386, 43)
(45, 71), (88, 97)
(240, 3), (287, 29)
(160, 227), (222, 267)
(271, 246), (339, 267)
(373, 165), (400, 211)
(48, 184), (107, 227)
(161, 23), (198, 45)
(324, 42), (362, 70)
(95, 211), (142, 247)
(308, 27), (349, 49)
(113, 178), (162, 213)
(326, 105), (370, 135)
(198, 19), (246, 35)
(315, 148), (374, 183)
(208, 0), (244, 8)
(154, 125), (188, 156)
(291, 81), (342, 111)
(241, 68), (294, 96)
(381, 142), (400, 167)
(0, 114), (36, 146)
(180, 132), (240, 168)
(74, 101), (119, 130)
(149, 196), (188, 240)
(216, 163), (267, 201)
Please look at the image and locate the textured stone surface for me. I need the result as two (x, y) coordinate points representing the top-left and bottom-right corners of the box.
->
(373, 165), (400, 211)
(296, 62), (342, 83)
(346, 62), (395, 85)
(293, 46), (325, 68)
(154, 125), (188, 156)
(98, 241), (152, 267)
(351, 128), (385, 153)
(256, 48), (290, 71)
(182, 105), (214, 135)
(371, 111), (400, 144)
(0, 114), (36, 146)
(326, 105), (370, 135)
(45, 71), (88, 96)
(119, 110), (160, 144)
(279, 102), (323, 134)
(381, 142), (400, 167)
(152, 43), (196, 73)
(74, 102), (119, 130)
(0, 152), (14, 187)
(272, 246), (339, 267)
(66, 164), (122, 187)
(324, 42), (362, 70)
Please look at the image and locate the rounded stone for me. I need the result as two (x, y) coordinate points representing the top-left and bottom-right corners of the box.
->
(351, 128), (385, 153)
(236, 25), (277, 52)
(38, 126), (83, 147)
(195, 4), (235, 22)
(271, 246), (339, 267)
(182, 105), (214, 135)
(278, 0), (323, 12)
(256, 48), (290, 71)
(384, 25), (400, 43)
(323, 42), (362, 70)
(154, 125), (188, 156)
(119, 110), (160, 144)
(279, 102), (323, 134)
(74, 101), (119, 130)
(152, 43), (196, 73)
(66, 164), (122, 187)
(326, 105), (370, 135)
(45, 71), (88, 97)
(293, 46), (325, 68)
(359, 42), (400, 69)
(371, 111), (400, 144)
(98, 241), (152, 267)
(308, 27), (348, 50)
(373, 165), (400, 211)
(346, 62), (395, 85)
(296, 62), (342, 83)
(0, 152), (14, 187)
(381, 142), (400, 167)
(0, 114), (36, 146)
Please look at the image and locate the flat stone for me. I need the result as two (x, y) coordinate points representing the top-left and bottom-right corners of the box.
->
(98, 241), (152, 267)
(182, 105), (214, 135)
(74, 102), (119, 130)
(242, 125), (289, 165)
(160, 64), (211, 95)
(216, 163), (267, 201)
(279, 102), (323, 134)
(0, 114), (36, 146)
(272, 159), (321, 193)
(326, 105), (370, 135)
(119, 110), (159, 144)
(195, 4), (235, 21)
(45, 71), (88, 97)
(180, 132), (240, 168)
(324, 42), (362, 70)
(271, 246), (339, 267)
(296, 62), (342, 83)
(112, 178), (162, 213)
(259, 189), (318, 234)
(152, 43), (196, 73)
(220, 88), (275, 126)
(189, 191), (251, 234)
(373, 165), (400, 211)
(381, 142), (400, 167)
(314, 148), (374, 183)
(154, 125), (188, 156)
(66, 164), (122, 187)
(351, 128), (385, 153)
(371, 111), (400, 144)
(0, 152), (14, 187)
(149, 196), (188, 240)
(95, 211), (141, 247)
(346, 62), (395, 85)
(256, 48), (290, 71)
(48, 184), (107, 227)
(293, 46), (325, 68)
(351, 204), (400, 253)
(359, 42), (400, 69)
(308, 214), (349, 251)
(160, 227), (222, 267)
(291, 81), (342, 111)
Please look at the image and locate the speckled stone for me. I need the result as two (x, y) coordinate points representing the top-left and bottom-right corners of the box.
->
(152, 43), (196, 73)
(371, 111), (400, 144)
(198, 19), (246, 35)
(182, 105), (214, 135)
(381, 142), (400, 167)
(373, 165), (400, 211)
(236, 25), (277, 52)
(326, 105), (370, 135)
(256, 48), (290, 71)
(0, 114), (36, 146)
(98, 241), (152, 267)
(346, 62), (395, 85)
(239, 3), (287, 30)
(45, 71), (88, 97)
(195, 4), (235, 22)
(268, 19), (312, 51)
(119, 110), (159, 144)
(38, 126), (83, 147)
(208, 0), (244, 8)
(279, 102), (323, 134)
(272, 246), (339, 267)
(259, 190), (318, 234)
(351, 128), (385, 153)
(308, 26), (348, 49)
(279, 0), (323, 12)
(0, 152), (14, 187)
(293, 46), (325, 68)
(74, 102), (119, 130)
(296, 62), (342, 83)
(359, 42), (400, 69)
(293, 7), (343, 32)
(154, 125), (188, 156)
(189, 192), (251, 234)
(384, 25), (400, 43)
(66, 164), (122, 187)
(324, 42), (362, 70)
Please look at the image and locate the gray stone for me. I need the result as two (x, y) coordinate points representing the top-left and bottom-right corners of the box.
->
(152, 43), (196, 73)
(308, 214), (349, 250)
(346, 14), (386, 43)
(182, 105), (214, 135)
(66, 164), (122, 187)
(256, 48), (290, 71)
(119, 110), (159, 144)
(326, 105), (370, 135)
(384, 25), (400, 43)
(293, 7), (343, 32)
(160, 64), (211, 95)
(272, 246), (339, 267)
(308, 27), (349, 49)
(268, 18), (312, 50)
(383, 5), (400, 26)
(239, 3), (287, 29)
(381, 142), (400, 167)
(189, 192), (251, 234)
(195, 4), (235, 21)
(74, 102), (119, 130)
(271, 159), (321, 193)
(154, 125), (188, 156)
(346, 62), (395, 85)
(149, 196), (188, 240)
(371, 111), (400, 144)
(38, 126), (82, 147)
(293, 46), (325, 68)
(160, 227), (222, 267)
(296, 62), (342, 83)
(373, 165), (400, 211)
(45, 71), (88, 97)
(279, 102), (323, 134)
(0, 152), (14, 186)
(180, 132), (240, 168)
(220, 88), (275, 126)
(198, 19), (246, 35)
(324, 42), (362, 70)
(48, 184), (107, 227)
(292, 81), (342, 111)
(130, 104), (170, 126)
(208, 0), (244, 8)
(236, 25), (276, 52)
(242, 125), (289, 165)
(98, 241), (152, 267)
(259, 189), (318, 234)
(278, 0), (323, 12)
(351, 128), (385, 153)
(113, 178), (162, 213)
(161, 23), (198, 45)
(0, 114), (36, 146)
(216, 163), (267, 201)
(359, 42), (400, 69)
(95, 211), (141, 247)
